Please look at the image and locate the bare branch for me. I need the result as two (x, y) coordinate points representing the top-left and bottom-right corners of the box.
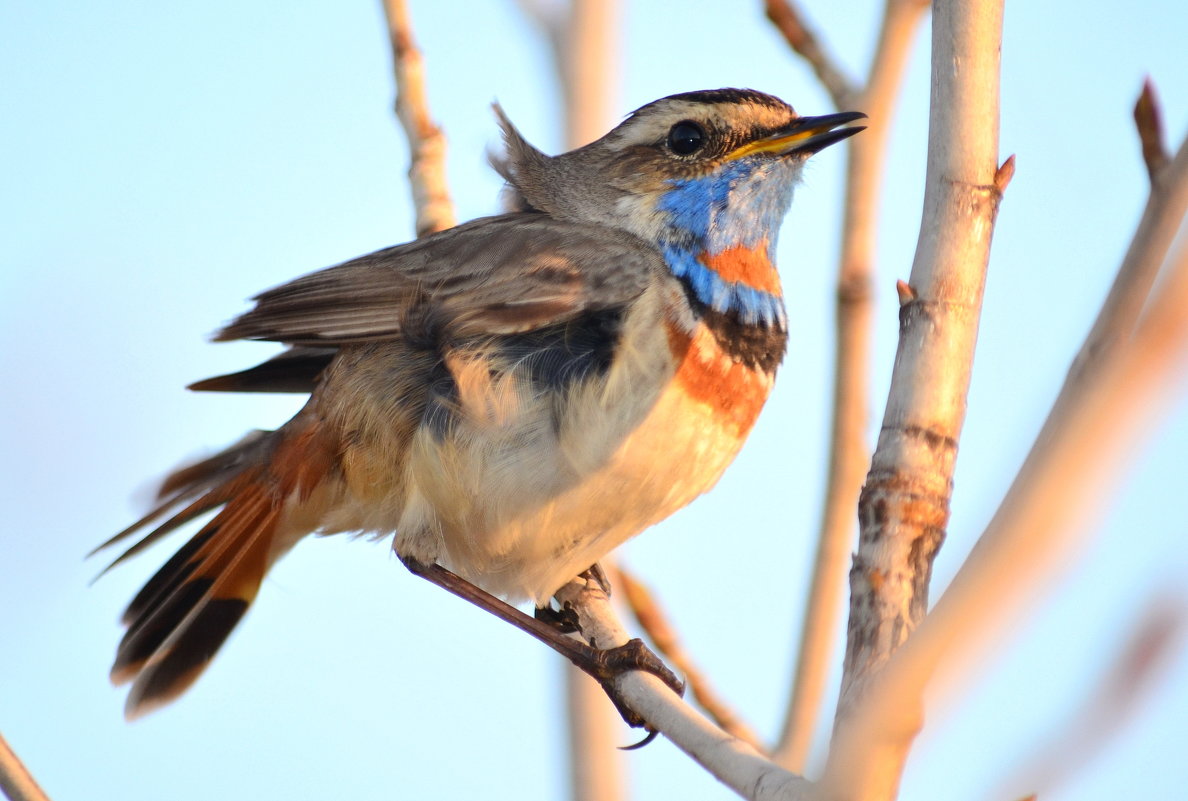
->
(764, 0), (859, 108)
(839, 0), (1004, 709)
(775, 0), (930, 771)
(554, 578), (812, 801)
(380, 0), (455, 237)
(0, 731), (52, 801)
(988, 595), (1187, 801)
(1074, 82), (1188, 381)
(562, 0), (619, 148)
(613, 566), (764, 751)
(818, 1), (1006, 796)
(564, 656), (629, 801)
(824, 226), (1188, 801)
(516, 0), (618, 149)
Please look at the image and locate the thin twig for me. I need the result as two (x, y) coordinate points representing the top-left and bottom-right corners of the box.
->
(555, 578), (813, 801)
(612, 565), (765, 751)
(0, 732), (52, 801)
(380, 0), (455, 237)
(764, 0), (859, 109)
(774, 0), (930, 771)
(987, 594), (1186, 801)
(1073, 81), (1188, 382)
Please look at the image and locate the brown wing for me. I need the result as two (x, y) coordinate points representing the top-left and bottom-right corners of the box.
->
(215, 213), (661, 347)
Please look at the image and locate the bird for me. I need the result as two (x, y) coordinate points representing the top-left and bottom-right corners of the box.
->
(94, 88), (865, 722)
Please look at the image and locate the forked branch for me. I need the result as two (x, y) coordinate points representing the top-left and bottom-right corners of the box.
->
(823, 81), (1188, 801)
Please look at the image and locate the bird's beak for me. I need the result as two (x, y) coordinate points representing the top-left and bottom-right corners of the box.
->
(726, 111), (867, 160)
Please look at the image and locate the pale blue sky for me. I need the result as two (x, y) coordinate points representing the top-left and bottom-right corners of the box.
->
(3, 2), (1188, 800)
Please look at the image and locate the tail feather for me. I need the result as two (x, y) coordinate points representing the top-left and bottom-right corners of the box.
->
(89, 430), (273, 569)
(115, 487), (278, 717)
(94, 428), (304, 719)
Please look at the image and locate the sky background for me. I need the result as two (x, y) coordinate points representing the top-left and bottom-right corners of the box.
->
(3, 2), (1188, 800)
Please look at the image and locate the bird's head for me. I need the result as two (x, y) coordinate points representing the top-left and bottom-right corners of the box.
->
(493, 88), (865, 252)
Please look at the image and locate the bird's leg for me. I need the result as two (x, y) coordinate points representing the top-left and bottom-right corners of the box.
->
(400, 557), (684, 730)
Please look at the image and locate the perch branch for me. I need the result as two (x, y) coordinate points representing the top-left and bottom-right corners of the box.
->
(613, 565), (764, 750)
(554, 578), (812, 801)
(380, 0), (455, 236)
(774, 0), (930, 771)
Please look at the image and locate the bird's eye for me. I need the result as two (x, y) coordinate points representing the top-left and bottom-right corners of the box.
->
(666, 121), (706, 155)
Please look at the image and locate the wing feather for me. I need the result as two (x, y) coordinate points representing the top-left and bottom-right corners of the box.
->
(215, 213), (660, 346)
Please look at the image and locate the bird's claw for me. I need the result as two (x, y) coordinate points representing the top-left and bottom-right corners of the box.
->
(578, 637), (685, 737)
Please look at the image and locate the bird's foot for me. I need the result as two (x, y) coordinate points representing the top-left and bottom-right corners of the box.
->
(567, 635), (685, 741)
(534, 602), (579, 633)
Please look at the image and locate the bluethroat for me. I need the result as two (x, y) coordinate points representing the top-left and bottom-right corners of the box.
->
(95, 88), (865, 722)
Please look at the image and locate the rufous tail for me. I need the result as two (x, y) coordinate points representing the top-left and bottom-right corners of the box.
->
(94, 422), (332, 719)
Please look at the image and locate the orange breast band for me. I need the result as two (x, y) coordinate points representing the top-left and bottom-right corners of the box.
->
(700, 241), (782, 296)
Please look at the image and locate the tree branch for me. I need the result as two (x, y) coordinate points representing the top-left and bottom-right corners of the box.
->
(823, 86), (1188, 801)
(1074, 81), (1188, 383)
(0, 732), (52, 801)
(380, 0), (455, 237)
(774, 0), (930, 771)
(824, 223), (1188, 801)
(613, 565), (764, 751)
(987, 594), (1187, 801)
(815, 1), (1006, 796)
(554, 578), (812, 801)
(838, 0), (1004, 711)
(764, 0), (859, 109)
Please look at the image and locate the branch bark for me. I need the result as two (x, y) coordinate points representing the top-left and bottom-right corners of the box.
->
(823, 82), (1188, 801)
(824, 224), (1188, 801)
(764, 0), (858, 109)
(774, 0), (930, 770)
(808, 1), (1006, 796)
(0, 732), (52, 801)
(380, 0), (455, 237)
(838, 0), (1004, 708)
(554, 578), (812, 801)
(613, 566), (764, 750)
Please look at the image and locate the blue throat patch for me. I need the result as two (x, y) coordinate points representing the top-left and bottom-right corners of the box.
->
(657, 158), (797, 329)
